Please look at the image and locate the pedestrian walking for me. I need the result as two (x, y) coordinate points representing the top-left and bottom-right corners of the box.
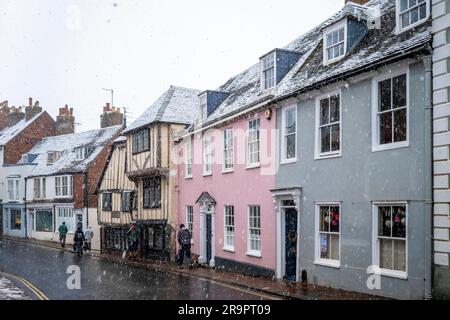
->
(73, 226), (85, 256)
(58, 222), (68, 248)
(177, 224), (192, 268)
(126, 222), (140, 260)
(84, 225), (94, 251)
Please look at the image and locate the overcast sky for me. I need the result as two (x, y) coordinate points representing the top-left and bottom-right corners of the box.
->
(1, 0), (344, 131)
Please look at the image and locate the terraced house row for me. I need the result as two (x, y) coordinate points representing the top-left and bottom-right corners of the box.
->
(2, 0), (450, 300)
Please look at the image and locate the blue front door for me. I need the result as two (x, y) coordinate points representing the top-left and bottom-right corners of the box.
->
(285, 208), (298, 281)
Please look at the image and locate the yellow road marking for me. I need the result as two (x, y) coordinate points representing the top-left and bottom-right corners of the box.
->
(0, 272), (49, 301)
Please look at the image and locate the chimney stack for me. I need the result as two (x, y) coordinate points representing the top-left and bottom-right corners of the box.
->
(0, 100), (10, 131)
(55, 104), (75, 136)
(100, 102), (124, 128)
(8, 107), (25, 127)
(25, 97), (42, 121)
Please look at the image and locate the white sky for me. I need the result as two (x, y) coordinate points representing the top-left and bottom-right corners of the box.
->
(1, 0), (344, 131)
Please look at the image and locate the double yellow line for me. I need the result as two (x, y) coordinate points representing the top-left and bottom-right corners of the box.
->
(1, 272), (49, 300)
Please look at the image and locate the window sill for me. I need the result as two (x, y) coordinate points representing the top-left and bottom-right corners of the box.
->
(246, 251), (262, 258)
(314, 259), (340, 269)
(372, 142), (409, 153)
(203, 173), (212, 177)
(221, 169), (234, 174)
(314, 152), (341, 160)
(379, 269), (408, 280)
(395, 19), (429, 35)
(281, 158), (297, 165)
(223, 247), (235, 253)
(184, 176), (193, 180)
(246, 163), (260, 170)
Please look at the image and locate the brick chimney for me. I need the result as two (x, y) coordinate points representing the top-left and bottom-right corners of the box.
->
(100, 102), (124, 128)
(8, 106), (25, 127)
(345, 0), (371, 5)
(56, 104), (75, 135)
(25, 97), (43, 121)
(0, 100), (10, 131)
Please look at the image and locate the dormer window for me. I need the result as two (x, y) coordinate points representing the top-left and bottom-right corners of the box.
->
(21, 154), (29, 164)
(75, 147), (87, 160)
(396, 0), (429, 33)
(261, 52), (275, 90)
(323, 20), (347, 65)
(47, 151), (61, 165)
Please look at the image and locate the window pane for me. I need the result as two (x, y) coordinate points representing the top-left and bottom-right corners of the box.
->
(330, 234), (340, 260)
(379, 112), (393, 145)
(320, 206), (330, 232)
(330, 206), (340, 233)
(393, 75), (407, 109)
(379, 79), (391, 112)
(285, 109), (296, 134)
(331, 124), (340, 152)
(36, 210), (53, 232)
(401, 12), (410, 28)
(286, 135), (296, 159)
(338, 28), (344, 42)
(320, 234), (330, 259)
(379, 238), (393, 269)
(408, 0), (417, 7)
(392, 206), (407, 238)
(330, 95), (339, 122)
(320, 99), (329, 125)
(393, 108), (407, 142)
(410, 7), (419, 24)
(400, 0), (408, 12)
(321, 126), (331, 153)
(419, 3), (426, 19)
(394, 240), (407, 271)
(378, 206), (392, 237)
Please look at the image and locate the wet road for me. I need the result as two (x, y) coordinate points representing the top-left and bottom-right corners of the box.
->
(0, 240), (269, 300)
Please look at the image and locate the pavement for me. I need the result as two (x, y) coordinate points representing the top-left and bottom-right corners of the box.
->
(0, 236), (387, 300)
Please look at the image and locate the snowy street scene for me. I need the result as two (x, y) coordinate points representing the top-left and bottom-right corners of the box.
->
(1, 0), (450, 307)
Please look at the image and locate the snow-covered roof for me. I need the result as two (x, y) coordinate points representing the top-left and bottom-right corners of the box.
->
(27, 125), (121, 177)
(0, 112), (45, 146)
(123, 86), (201, 134)
(200, 0), (431, 127)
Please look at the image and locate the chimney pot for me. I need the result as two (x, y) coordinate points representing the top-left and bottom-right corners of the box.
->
(29, 97), (33, 107)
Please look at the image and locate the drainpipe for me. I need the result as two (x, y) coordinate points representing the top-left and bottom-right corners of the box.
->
(24, 177), (28, 239)
(423, 55), (433, 300)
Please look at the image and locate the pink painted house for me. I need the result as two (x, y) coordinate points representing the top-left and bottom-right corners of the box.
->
(175, 47), (302, 276)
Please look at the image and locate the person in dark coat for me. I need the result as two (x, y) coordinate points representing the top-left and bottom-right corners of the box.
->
(177, 224), (192, 267)
(73, 227), (85, 255)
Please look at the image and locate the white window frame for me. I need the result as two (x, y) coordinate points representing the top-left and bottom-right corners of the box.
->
(33, 177), (46, 200)
(323, 19), (347, 66)
(314, 202), (341, 269)
(199, 93), (208, 123)
(281, 104), (298, 164)
(75, 147), (86, 160)
(185, 138), (193, 179)
(223, 205), (235, 252)
(203, 134), (212, 176)
(223, 128), (234, 173)
(186, 205), (194, 244)
(247, 118), (260, 168)
(21, 154), (29, 164)
(247, 205), (262, 257)
(47, 151), (61, 165)
(371, 67), (410, 152)
(55, 175), (73, 198)
(260, 52), (276, 91)
(372, 202), (408, 280)
(315, 90), (342, 160)
(7, 178), (20, 201)
(55, 206), (75, 233)
(395, 0), (430, 34)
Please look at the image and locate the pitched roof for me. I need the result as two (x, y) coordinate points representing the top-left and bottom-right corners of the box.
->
(0, 112), (45, 146)
(27, 125), (122, 177)
(123, 86), (201, 134)
(201, 0), (431, 127)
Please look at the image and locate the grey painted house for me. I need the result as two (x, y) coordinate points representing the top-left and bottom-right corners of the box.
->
(270, 0), (433, 299)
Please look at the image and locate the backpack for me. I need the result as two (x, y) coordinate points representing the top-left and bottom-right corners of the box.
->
(179, 229), (191, 245)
